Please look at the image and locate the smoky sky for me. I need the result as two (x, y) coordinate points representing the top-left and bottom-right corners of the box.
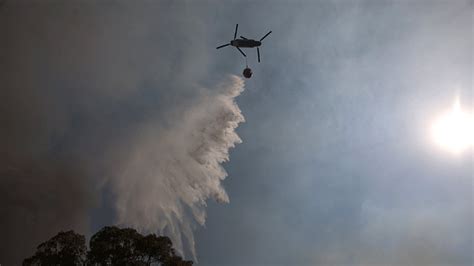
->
(1, 1), (234, 263)
(196, 0), (472, 265)
(1, 0), (473, 265)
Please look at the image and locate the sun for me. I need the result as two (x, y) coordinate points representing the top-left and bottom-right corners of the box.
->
(431, 97), (474, 154)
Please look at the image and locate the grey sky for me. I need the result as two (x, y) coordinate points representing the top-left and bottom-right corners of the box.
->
(1, 0), (472, 265)
(198, 0), (473, 264)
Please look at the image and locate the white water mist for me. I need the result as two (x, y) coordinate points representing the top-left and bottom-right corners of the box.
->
(111, 75), (245, 258)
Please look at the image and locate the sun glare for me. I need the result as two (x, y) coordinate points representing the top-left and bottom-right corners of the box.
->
(431, 97), (474, 154)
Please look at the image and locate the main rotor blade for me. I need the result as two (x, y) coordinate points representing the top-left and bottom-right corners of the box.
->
(236, 47), (246, 57)
(257, 47), (261, 62)
(260, 31), (272, 41)
(216, 43), (230, 49)
(240, 36), (248, 40)
(234, 24), (238, 40)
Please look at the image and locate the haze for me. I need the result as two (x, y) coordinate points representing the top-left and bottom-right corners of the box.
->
(1, 0), (472, 265)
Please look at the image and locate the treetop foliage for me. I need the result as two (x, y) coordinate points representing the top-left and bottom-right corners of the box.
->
(23, 226), (192, 266)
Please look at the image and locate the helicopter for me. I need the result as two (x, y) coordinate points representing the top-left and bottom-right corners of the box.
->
(216, 24), (272, 65)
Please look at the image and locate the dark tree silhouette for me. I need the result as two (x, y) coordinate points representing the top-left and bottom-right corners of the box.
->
(88, 226), (192, 266)
(23, 230), (87, 266)
(23, 226), (192, 266)
(87, 226), (143, 265)
(136, 233), (174, 265)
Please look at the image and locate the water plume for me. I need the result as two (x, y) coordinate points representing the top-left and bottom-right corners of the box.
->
(111, 76), (245, 258)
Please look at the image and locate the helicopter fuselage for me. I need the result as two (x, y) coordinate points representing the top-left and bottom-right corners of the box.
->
(216, 24), (271, 65)
(231, 39), (261, 48)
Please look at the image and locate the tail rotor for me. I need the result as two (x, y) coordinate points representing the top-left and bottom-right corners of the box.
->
(234, 24), (238, 40)
(260, 31), (272, 41)
(216, 24), (239, 49)
(256, 30), (271, 63)
(216, 43), (230, 49)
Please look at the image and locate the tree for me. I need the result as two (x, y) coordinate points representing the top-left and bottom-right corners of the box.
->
(87, 226), (192, 266)
(164, 255), (194, 266)
(136, 233), (174, 265)
(136, 234), (192, 266)
(24, 226), (193, 265)
(87, 226), (143, 265)
(23, 230), (87, 266)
